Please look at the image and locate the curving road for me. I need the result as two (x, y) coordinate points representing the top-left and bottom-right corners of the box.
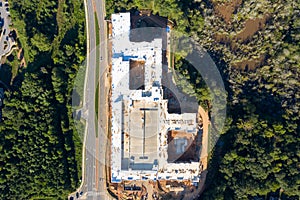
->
(0, 1), (15, 62)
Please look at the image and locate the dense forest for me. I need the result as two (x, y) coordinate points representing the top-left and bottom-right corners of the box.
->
(0, 0), (85, 199)
(106, 0), (299, 199)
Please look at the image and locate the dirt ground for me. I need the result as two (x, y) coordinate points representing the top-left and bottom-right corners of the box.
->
(167, 130), (197, 162)
(236, 15), (269, 41)
(213, 0), (269, 71)
(214, 0), (242, 24)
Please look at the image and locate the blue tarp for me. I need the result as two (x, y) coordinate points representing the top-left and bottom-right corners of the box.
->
(166, 26), (170, 32)
(113, 53), (142, 61)
(111, 176), (121, 183)
(122, 55), (138, 61)
(112, 52), (124, 58)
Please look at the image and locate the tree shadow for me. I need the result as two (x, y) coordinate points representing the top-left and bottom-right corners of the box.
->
(0, 64), (12, 87)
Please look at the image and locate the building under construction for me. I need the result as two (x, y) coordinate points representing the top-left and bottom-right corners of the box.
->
(110, 12), (201, 185)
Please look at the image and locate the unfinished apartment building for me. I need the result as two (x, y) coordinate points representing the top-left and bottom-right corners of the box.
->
(110, 12), (201, 185)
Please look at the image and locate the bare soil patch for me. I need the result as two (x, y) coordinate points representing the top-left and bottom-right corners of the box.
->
(167, 130), (197, 162)
(213, 0), (270, 70)
(213, 15), (269, 44)
(214, 0), (242, 24)
(236, 15), (269, 42)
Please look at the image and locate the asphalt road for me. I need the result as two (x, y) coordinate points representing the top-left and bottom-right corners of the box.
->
(0, 1), (14, 60)
(84, 0), (97, 196)
(94, 0), (109, 197)
(81, 0), (111, 199)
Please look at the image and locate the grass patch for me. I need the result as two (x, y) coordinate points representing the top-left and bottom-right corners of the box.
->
(73, 120), (85, 181)
(73, 62), (87, 108)
(95, 12), (100, 46)
(95, 12), (100, 81)
(94, 12), (100, 138)
(95, 82), (99, 137)
(12, 19), (30, 63)
(95, 82), (99, 117)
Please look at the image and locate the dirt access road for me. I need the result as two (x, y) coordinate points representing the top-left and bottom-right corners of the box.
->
(182, 106), (210, 200)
